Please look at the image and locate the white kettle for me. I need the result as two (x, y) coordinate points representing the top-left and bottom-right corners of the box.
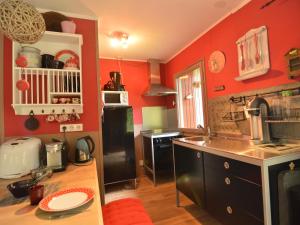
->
(0, 137), (41, 179)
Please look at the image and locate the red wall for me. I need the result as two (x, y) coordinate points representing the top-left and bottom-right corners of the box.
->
(164, 0), (300, 104)
(99, 58), (166, 124)
(3, 18), (100, 137)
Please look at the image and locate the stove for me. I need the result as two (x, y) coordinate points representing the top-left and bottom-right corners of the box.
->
(141, 129), (182, 186)
(141, 129), (181, 138)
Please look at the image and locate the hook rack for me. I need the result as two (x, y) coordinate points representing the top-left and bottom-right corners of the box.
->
(229, 86), (300, 105)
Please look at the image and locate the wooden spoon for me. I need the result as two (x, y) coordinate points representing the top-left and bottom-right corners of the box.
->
(240, 43), (245, 71)
(254, 33), (260, 64)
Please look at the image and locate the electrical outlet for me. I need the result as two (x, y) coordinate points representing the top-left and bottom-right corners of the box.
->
(60, 124), (83, 132)
(139, 160), (144, 166)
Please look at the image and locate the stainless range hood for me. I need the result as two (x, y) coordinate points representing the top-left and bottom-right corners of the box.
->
(144, 59), (177, 96)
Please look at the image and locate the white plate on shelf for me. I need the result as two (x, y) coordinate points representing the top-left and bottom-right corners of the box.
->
(39, 187), (94, 212)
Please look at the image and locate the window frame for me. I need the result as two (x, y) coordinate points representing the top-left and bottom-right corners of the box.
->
(174, 60), (208, 134)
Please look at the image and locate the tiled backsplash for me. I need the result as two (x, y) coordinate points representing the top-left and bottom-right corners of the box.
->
(208, 82), (300, 139)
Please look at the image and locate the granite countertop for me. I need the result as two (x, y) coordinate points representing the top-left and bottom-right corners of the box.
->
(173, 136), (300, 166)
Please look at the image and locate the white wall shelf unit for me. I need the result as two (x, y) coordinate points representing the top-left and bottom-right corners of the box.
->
(12, 31), (83, 115)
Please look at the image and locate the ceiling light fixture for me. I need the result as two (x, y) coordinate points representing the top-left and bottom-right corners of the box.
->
(110, 31), (129, 48)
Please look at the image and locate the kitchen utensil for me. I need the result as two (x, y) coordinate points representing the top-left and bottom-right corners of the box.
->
(55, 50), (79, 70)
(29, 185), (44, 205)
(247, 96), (271, 144)
(43, 140), (68, 172)
(46, 114), (56, 122)
(52, 97), (58, 104)
(240, 42), (245, 71)
(7, 169), (52, 198)
(24, 111), (39, 131)
(15, 55), (27, 67)
(110, 71), (122, 91)
(59, 97), (67, 104)
(19, 46), (41, 68)
(41, 54), (54, 68)
(254, 33), (260, 64)
(75, 136), (95, 163)
(244, 39), (249, 70)
(72, 97), (80, 104)
(0, 137), (41, 179)
(39, 187), (94, 212)
(16, 79), (30, 91)
(61, 20), (76, 34)
(52, 60), (64, 69)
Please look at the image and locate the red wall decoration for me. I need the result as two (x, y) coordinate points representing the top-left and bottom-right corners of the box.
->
(99, 58), (166, 124)
(3, 18), (100, 137)
(164, 0), (300, 106)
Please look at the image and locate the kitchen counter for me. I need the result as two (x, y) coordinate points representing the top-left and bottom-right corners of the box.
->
(0, 161), (103, 225)
(174, 136), (300, 166)
(173, 136), (300, 225)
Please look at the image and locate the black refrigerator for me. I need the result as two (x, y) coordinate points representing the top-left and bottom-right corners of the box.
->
(102, 106), (136, 185)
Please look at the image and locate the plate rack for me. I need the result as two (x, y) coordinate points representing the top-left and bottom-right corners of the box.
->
(12, 31), (83, 115)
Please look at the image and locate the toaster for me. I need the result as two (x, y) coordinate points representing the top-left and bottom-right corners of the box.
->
(0, 137), (41, 179)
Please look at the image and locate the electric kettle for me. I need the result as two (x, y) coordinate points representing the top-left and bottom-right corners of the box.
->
(75, 136), (95, 163)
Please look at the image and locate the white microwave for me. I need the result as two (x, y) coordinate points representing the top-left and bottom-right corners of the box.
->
(102, 91), (129, 106)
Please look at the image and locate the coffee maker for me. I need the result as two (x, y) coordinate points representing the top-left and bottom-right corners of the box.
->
(42, 139), (68, 172)
(246, 96), (272, 144)
(103, 71), (125, 91)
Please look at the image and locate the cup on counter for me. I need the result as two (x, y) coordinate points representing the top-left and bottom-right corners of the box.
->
(29, 185), (44, 205)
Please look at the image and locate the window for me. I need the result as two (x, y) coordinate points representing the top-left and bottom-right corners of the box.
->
(176, 62), (206, 129)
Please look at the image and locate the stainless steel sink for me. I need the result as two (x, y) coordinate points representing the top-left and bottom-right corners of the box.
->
(182, 136), (209, 142)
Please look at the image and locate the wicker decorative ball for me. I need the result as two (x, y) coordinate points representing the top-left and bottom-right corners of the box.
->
(0, 0), (46, 44)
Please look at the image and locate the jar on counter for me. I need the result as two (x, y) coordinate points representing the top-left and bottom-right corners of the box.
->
(18, 46), (41, 68)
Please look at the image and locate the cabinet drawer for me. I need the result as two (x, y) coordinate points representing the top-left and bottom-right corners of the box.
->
(231, 176), (264, 220)
(207, 200), (263, 225)
(204, 152), (261, 184)
(205, 168), (264, 221)
(224, 204), (264, 225)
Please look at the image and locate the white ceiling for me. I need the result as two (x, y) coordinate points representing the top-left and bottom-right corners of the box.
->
(30, 0), (250, 62)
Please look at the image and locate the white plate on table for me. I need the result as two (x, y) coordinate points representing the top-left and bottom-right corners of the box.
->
(39, 187), (94, 212)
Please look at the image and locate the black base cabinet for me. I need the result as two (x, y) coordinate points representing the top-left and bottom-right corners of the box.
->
(173, 143), (264, 225)
(204, 152), (264, 225)
(173, 144), (205, 207)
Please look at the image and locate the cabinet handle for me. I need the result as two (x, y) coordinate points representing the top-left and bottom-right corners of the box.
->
(197, 152), (201, 158)
(226, 206), (233, 214)
(224, 161), (230, 170)
(225, 177), (231, 185)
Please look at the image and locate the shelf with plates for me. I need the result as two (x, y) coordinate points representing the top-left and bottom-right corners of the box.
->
(12, 32), (83, 115)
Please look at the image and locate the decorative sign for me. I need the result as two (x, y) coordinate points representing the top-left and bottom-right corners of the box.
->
(208, 50), (226, 73)
(235, 26), (270, 81)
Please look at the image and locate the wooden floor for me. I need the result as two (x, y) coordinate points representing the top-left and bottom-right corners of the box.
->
(105, 176), (222, 225)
